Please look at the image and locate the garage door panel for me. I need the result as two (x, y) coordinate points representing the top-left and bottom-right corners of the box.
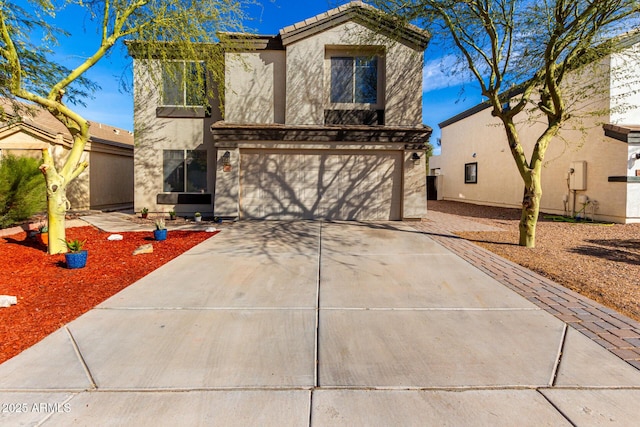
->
(240, 149), (401, 220)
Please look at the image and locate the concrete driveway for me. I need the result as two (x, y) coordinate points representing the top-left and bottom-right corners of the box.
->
(1, 221), (639, 425)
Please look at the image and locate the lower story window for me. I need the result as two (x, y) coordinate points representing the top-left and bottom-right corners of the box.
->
(163, 150), (207, 192)
(465, 162), (478, 184)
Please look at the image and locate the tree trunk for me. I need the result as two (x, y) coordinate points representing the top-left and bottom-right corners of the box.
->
(39, 133), (89, 254)
(45, 179), (68, 255)
(519, 167), (542, 248)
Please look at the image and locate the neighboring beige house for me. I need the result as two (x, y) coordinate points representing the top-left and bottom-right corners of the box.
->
(129, 1), (431, 220)
(430, 40), (640, 224)
(0, 99), (134, 211)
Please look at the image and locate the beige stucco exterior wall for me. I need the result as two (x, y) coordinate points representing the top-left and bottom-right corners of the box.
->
(89, 150), (134, 209)
(403, 151), (427, 218)
(133, 59), (218, 215)
(213, 147), (239, 217)
(436, 83), (634, 222)
(225, 51), (286, 124)
(284, 22), (423, 126)
(0, 129), (48, 152)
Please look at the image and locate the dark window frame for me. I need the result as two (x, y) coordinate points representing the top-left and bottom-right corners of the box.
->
(465, 162), (478, 184)
(161, 61), (206, 108)
(330, 55), (378, 105)
(162, 149), (208, 193)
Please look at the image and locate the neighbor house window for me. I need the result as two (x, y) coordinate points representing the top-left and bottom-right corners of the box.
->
(330, 56), (378, 104)
(163, 150), (207, 192)
(465, 162), (478, 184)
(162, 61), (205, 107)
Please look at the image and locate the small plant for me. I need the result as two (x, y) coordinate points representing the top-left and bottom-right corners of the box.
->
(168, 210), (176, 219)
(141, 207), (149, 214)
(65, 238), (86, 253)
(155, 218), (166, 230)
(194, 212), (202, 217)
(39, 224), (48, 233)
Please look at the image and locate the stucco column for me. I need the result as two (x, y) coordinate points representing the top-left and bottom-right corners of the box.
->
(213, 148), (239, 218)
(403, 150), (427, 219)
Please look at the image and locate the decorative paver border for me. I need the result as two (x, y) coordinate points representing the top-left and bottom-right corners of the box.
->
(410, 220), (640, 371)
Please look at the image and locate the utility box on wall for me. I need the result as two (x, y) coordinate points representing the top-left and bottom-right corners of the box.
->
(569, 161), (587, 190)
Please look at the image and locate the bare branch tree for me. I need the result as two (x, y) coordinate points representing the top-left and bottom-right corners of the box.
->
(374, 0), (640, 247)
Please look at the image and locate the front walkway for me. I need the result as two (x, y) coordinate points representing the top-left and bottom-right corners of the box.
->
(0, 219), (639, 425)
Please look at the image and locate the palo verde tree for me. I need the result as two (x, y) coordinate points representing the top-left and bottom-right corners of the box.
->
(0, 0), (248, 254)
(374, 0), (640, 247)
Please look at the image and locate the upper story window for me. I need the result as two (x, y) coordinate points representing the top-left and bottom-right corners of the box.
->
(162, 61), (206, 107)
(330, 56), (378, 104)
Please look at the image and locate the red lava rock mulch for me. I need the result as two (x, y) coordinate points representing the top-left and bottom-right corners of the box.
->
(0, 226), (215, 364)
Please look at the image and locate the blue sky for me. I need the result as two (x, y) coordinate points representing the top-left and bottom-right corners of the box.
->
(52, 0), (480, 145)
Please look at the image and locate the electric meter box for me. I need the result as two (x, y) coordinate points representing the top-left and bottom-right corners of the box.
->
(569, 161), (587, 190)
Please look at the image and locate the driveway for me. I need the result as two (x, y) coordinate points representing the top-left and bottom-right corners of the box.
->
(1, 221), (639, 425)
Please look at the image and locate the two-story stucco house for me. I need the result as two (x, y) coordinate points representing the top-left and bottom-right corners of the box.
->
(129, 1), (431, 220)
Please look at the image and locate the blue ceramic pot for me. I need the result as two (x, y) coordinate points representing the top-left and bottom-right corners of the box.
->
(154, 229), (167, 241)
(65, 250), (88, 269)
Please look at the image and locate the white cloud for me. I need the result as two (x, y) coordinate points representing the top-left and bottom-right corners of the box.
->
(422, 55), (474, 93)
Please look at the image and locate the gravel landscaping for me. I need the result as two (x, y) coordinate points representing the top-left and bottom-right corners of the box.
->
(427, 200), (640, 322)
(0, 226), (214, 364)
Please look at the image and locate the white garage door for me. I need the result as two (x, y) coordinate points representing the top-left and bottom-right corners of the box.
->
(240, 149), (402, 220)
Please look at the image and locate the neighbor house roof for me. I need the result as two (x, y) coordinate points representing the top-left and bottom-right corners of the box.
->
(0, 98), (133, 149)
(279, 1), (430, 50)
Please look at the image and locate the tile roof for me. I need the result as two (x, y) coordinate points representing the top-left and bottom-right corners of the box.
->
(0, 98), (133, 147)
(279, 1), (430, 50)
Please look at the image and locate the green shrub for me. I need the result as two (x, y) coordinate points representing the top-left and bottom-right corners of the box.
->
(0, 155), (46, 228)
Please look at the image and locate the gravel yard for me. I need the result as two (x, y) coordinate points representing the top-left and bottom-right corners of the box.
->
(427, 200), (640, 322)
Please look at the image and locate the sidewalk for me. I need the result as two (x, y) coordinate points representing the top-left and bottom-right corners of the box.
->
(0, 216), (639, 425)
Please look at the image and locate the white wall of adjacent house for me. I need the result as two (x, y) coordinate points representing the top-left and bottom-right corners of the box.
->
(435, 50), (640, 223)
(610, 46), (640, 125)
(610, 46), (640, 220)
(284, 21), (423, 127)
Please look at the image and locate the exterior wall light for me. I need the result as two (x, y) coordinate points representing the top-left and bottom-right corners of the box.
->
(222, 151), (231, 172)
(411, 152), (421, 164)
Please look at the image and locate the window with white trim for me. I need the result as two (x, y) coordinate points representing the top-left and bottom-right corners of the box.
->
(163, 150), (207, 193)
(161, 61), (206, 107)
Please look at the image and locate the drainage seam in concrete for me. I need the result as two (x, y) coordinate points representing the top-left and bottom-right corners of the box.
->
(537, 389), (578, 427)
(309, 221), (323, 427)
(3, 385), (640, 394)
(64, 327), (97, 390)
(549, 324), (568, 387)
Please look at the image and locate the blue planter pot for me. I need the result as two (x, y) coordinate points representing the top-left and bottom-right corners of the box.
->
(154, 229), (167, 241)
(65, 250), (88, 269)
